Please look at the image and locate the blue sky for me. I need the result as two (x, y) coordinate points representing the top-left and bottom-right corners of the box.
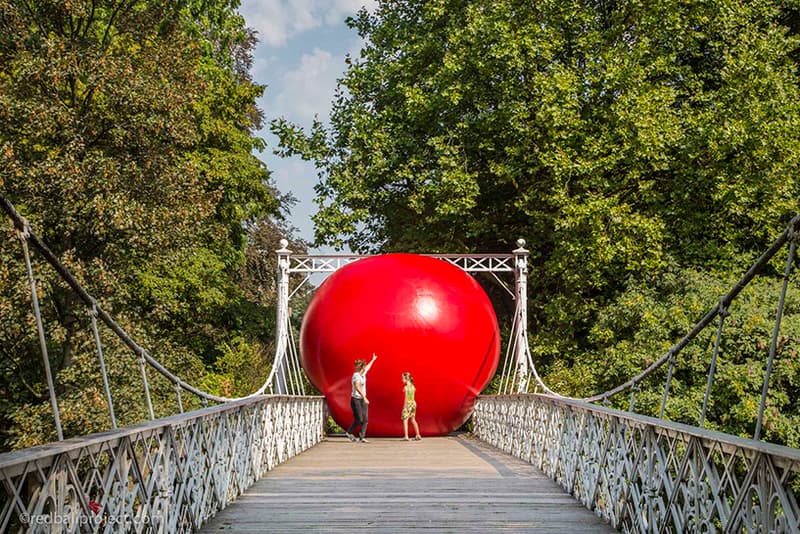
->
(238, 0), (376, 251)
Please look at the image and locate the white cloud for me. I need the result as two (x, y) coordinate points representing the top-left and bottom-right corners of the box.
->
(270, 156), (319, 242)
(239, 0), (376, 47)
(321, 0), (376, 26)
(273, 48), (340, 125)
(239, 0), (316, 47)
(239, 0), (374, 251)
(250, 55), (278, 82)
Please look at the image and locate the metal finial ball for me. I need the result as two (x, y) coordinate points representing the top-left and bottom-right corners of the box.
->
(279, 239), (289, 249)
(516, 238), (526, 248)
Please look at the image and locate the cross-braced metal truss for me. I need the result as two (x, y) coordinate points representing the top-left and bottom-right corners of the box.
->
(0, 396), (324, 534)
(473, 394), (800, 533)
(286, 253), (516, 274)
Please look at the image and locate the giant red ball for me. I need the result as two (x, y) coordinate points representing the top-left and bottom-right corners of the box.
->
(300, 253), (500, 436)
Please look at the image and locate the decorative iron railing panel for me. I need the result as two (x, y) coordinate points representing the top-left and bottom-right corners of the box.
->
(0, 396), (325, 533)
(473, 394), (800, 533)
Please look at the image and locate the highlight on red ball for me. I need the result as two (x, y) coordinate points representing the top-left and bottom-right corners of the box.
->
(299, 253), (500, 437)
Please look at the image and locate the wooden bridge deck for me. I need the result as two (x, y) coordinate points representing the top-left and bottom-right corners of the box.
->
(199, 434), (615, 533)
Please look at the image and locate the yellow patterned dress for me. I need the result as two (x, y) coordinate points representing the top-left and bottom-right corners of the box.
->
(401, 384), (416, 420)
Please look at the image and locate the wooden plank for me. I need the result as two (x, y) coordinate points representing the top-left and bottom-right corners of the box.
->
(199, 435), (616, 533)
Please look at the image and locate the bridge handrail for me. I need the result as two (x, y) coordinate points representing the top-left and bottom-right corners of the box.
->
(486, 393), (800, 467)
(0, 395), (326, 532)
(0, 395), (322, 474)
(474, 394), (800, 532)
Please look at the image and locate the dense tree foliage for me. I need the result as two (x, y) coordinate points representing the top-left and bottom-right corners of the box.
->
(0, 0), (286, 449)
(274, 0), (800, 444)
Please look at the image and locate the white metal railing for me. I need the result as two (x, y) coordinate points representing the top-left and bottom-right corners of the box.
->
(0, 396), (325, 533)
(473, 394), (800, 533)
(286, 253), (516, 274)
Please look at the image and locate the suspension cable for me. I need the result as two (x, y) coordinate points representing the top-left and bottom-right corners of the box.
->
(6, 192), (798, 415)
(522, 213), (800, 404)
(286, 315), (306, 395)
(498, 298), (519, 394)
(1, 195), (276, 404)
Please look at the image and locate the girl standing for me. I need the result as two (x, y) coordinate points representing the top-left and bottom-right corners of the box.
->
(401, 372), (422, 441)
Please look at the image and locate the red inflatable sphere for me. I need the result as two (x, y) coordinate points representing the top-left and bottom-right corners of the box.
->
(300, 253), (500, 436)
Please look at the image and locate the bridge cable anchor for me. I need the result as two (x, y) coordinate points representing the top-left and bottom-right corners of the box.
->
(628, 381), (640, 412)
(87, 299), (117, 428)
(717, 298), (730, 319)
(14, 216), (31, 241)
(659, 349), (677, 419)
(138, 347), (155, 419)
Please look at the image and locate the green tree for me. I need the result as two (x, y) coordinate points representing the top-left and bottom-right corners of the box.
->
(273, 0), (800, 442)
(545, 266), (800, 446)
(0, 0), (277, 449)
(205, 214), (311, 397)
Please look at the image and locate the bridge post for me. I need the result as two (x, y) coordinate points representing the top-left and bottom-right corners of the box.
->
(700, 298), (728, 427)
(755, 227), (797, 440)
(273, 239), (292, 394)
(513, 239), (530, 393)
(89, 303), (118, 428)
(17, 223), (64, 441)
(139, 348), (156, 419)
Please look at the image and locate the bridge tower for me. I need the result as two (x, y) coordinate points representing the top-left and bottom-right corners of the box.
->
(511, 239), (530, 393)
(272, 239), (292, 393)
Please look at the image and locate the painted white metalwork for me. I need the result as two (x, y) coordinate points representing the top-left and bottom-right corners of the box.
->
(0, 396), (325, 534)
(432, 254), (515, 273)
(264, 240), (308, 396)
(473, 394), (800, 533)
(512, 240), (530, 393)
(287, 253), (516, 274)
(270, 240), (292, 394)
(288, 255), (365, 273)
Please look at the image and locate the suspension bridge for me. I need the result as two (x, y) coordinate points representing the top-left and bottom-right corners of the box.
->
(1, 194), (799, 533)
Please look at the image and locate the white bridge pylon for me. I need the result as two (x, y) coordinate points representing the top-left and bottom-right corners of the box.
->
(265, 239), (533, 396)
